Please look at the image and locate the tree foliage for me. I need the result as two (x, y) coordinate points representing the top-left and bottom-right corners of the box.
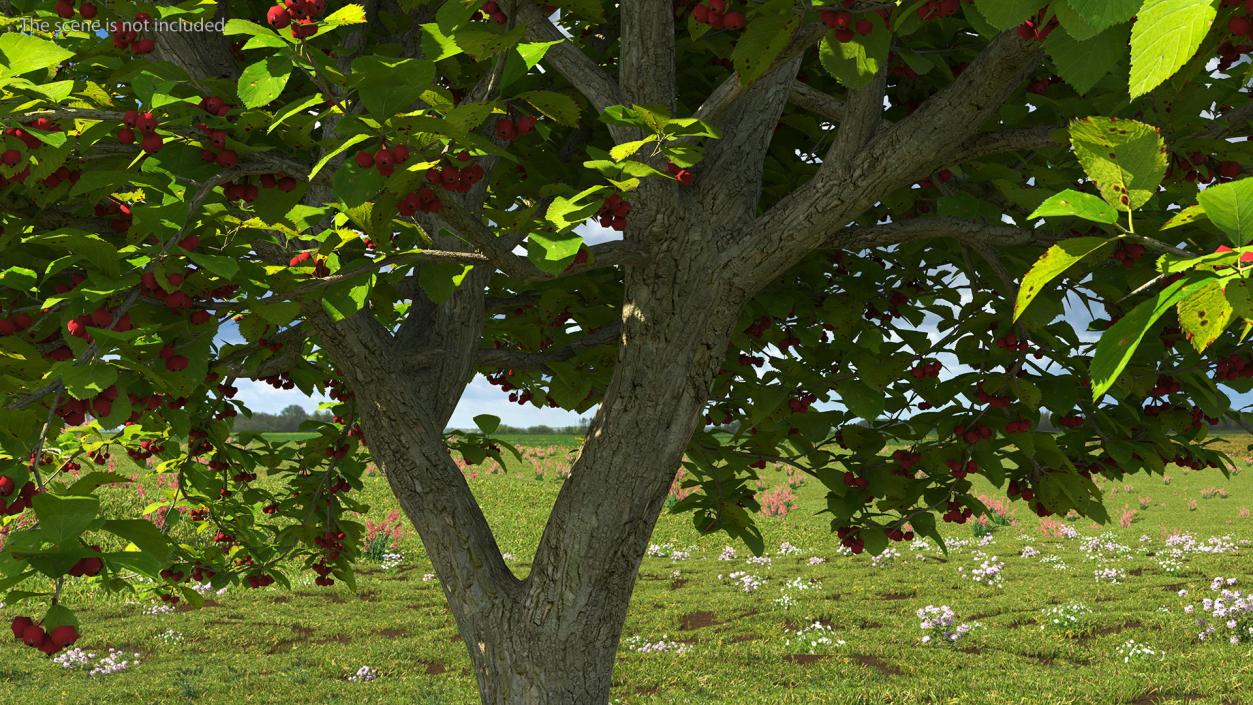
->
(0, 0), (1249, 679)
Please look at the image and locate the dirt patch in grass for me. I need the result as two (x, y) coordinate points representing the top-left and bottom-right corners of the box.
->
(850, 654), (903, 677)
(378, 627), (409, 638)
(1085, 620), (1144, 640)
(669, 578), (687, 590)
(421, 660), (448, 675)
(680, 611), (718, 630)
(728, 634), (758, 643)
(880, 591), (915, 601)
(267, 625), (316, 654)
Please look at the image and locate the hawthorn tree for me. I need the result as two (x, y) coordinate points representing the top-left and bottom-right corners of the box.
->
(0, 0), (1251, 702)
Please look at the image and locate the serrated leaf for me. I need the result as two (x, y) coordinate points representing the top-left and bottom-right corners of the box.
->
(1177, 280), (1234, 351)
(1029, 189), (1119, 224)
(1044, 23), (1129, 96)
(473, 414), (500, 434)
(610, 136), (656, 162)
(518, 90), (581, 127)
(1014, 237), (1112, 321)
(102, 520), (172, 563)
(311, 133), (371, 179)
(732, 0), (801, 84)
(59, 362), (118, 400)
(1090, 275), (1211, 399)
(836, 379), (884, 421)
(526, 232), (583, 274)
(353, 56), (434, 120)
(0, 33), (74, 78)
(1227, 278), (1253, 319)
(1128, 0), (1217, 99)
(31, 494), (98, 545)
(1069, 116), (1167, 211)
(817, 28), (890, 89)
(1161, 204), (1208, 230)
(1196, 177), (1253, 247)
(237, 55), (293, 109)
(974, 0), (1047, 29)
(1061, 0), (1140, 37)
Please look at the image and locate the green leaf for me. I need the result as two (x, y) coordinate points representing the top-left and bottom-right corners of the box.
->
(0, 266), (38, 292)
(64, 472), (130, 495)
(517, 90), (581, 127)
(32, 230), (120, 277)
(322, 3), (367, 27)
(1162, 204), (1208, 230)
(238, 55), (294, 109)
(732, 0), (801, 85)
(517, 41), (562, 70)
(526, 232), (584, 274)
(353, 56), (434, 120)
(1196, 177), (1253, 247)
(1129, 0), (1217, 99)
(817, 28), (890, 90)
(31, 494), (99, 545)
(1177, 280), (1234, 352)
(861, 526), (889, 556)
(268, 94), (326, 134)
(836, 379), (884, 421)
(1056, 0), (1139, 40)
(1044, 23), (1129, 96)
(1090, 275), (1211, 399)
(454, 24), (527, 61)
(223, 18), (282, 39)
(417, 261), (474, 305)
(311, 133), (371, 179)
(320, 275), (373, 321)
(545, 186), (606, 232)
(1014, 237), (1112, 321)
(473, 414), (500, 435)
(59, 362), (118, 400)
(1227, 278), (1253, 319)
(1029, 189), (1119, 224)
(185, 252), (240, 280)
(974, 0), (1047, 29)
(610, 136), (656, 162)
(0, 34), (74, 78)
(101, 520), (173, 563)
(1069, 116), (1167, 211)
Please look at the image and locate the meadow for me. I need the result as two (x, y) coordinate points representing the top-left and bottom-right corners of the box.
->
(2, 435), (1252, 705)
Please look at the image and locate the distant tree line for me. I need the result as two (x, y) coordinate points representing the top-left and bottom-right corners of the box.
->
(232, 405), (333, 434)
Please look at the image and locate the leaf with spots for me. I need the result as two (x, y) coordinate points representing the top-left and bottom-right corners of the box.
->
(1014, 236), (1112, 322)
(734, 0), (801, 85)
(1090, 274), (1211, 400)
(1028, 189), (1119, 224)
(1069, 117), (1167, 212)
(1177, 280), (1234, 352)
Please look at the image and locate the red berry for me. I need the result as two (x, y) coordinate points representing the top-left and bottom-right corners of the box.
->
(354, 150), (373, 168)
(267, 5), (292, 28)
(141, 132), (164, 154)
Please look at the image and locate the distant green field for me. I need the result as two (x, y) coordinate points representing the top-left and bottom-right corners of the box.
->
(2, 436), (1252, 704)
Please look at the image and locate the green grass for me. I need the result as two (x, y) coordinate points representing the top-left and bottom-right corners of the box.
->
(3, 437), (1253, 704)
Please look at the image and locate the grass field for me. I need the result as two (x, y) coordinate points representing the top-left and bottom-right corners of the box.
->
(2, 434), (1253, 705)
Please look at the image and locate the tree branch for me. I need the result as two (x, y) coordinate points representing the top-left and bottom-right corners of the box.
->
(476, 322), (623, 370)
(956, 126), (1065, 164)
(825, 67), (886, 166)
(619, 2), (676, 108)
(787, 79), (845, 123)
(834, 217), (1064, 249)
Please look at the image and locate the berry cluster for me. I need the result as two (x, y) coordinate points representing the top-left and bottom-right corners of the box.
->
(424, 152), (487, 193)
(1056, 414), (1085, 428)
(953, 423), (992, 445)
(354, 144), (410, 177)
(1112, 242), (1146, 268)
(10, 617), (79, 655)
(973, 383), (1010, 409)
(787, 392), (818, 413)
(119, 110), (163, 154)
(1005, 418), (1032, 433)
(397, 186), (443, 216)
(266, 0), (327, 39)
(1216, 352), (1253, 381)
(109, 15), (156, 54)
(835, 526), (865, 554)
(54, 0), (97, 19)
(198, 95), (232, 118)
(692, 0), (746, 30)
(288, 251), (331, 277)
(915, 0), (971, 21)
(597, 194), (631, 232)
(910, 360), (941, 380)
(1167, 151), (1243, 184)
(56, 385), (121, 425)
(478, 1), (507, 24)
(819, 7), (878, 43)
(994, 333), (1029, 353)
(941, 500), (973, 524)
(0, 475), (36, 515)
(945, 459), (977, 479)
(494, 115), (538, 142)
